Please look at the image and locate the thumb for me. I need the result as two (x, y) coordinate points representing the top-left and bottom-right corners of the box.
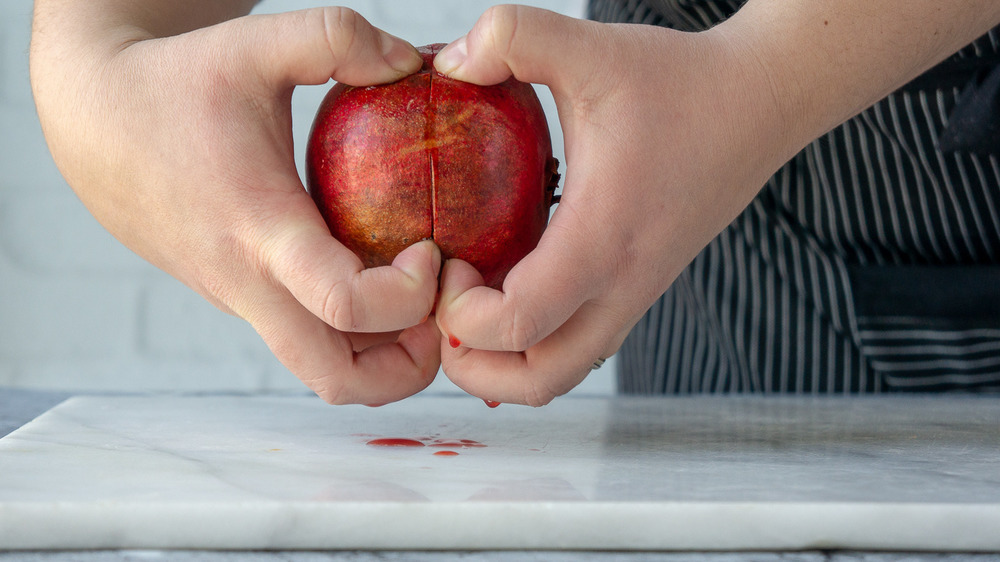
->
(233, 7), (423, 89)
(432, 5), (596, 89)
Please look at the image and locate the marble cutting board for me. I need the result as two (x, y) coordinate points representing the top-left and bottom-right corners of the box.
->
(1, 394), (999, 551)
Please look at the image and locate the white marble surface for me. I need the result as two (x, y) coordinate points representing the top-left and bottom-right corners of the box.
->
(1, 395), (999, 551)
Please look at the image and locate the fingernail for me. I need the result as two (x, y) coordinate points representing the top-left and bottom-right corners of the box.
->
(381, 32), (422, 74)
(483, 399), (501, 409)
(448, 334), (462, 348)
(429, 242), (442, 279)
(433, 36), (468, 76)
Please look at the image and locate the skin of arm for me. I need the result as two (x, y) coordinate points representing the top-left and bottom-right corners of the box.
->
(30, 1), (447, 405)
(430, 2), (1000, 406)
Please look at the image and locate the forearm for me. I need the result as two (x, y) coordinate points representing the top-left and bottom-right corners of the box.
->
(30, 0), (261, 187)
(721, 1), (1000, 161)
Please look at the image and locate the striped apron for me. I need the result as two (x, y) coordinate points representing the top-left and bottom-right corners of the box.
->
(590, 0), (1000, 393)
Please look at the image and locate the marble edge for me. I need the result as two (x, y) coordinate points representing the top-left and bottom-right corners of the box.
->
(1, 501), (998, 551)
(0, 395), (73, 438)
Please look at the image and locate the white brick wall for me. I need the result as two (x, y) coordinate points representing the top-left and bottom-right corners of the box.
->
(0, 0), (615, 396)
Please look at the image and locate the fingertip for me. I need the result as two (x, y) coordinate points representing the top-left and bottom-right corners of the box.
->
(392, 240), (442, 284)
(438, 259), (485, 307)
(257, 7), (424, 88)
(433, 36), (468, 77)
(433, 4), (593, 89)
(436, 259), (487, 347)
(427, 241), (444, 279)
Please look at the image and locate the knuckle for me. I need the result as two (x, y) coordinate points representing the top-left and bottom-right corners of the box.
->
(503, 308), (542, 352)
(481, 4), (521, 58)
(313, 381), (351, 405)
(256, 328), (356, 405)
(318, 7), (366, 62)
(323, 6), (363, 36)
(322, 277), (357, 331)
(524, 382), (558, 408)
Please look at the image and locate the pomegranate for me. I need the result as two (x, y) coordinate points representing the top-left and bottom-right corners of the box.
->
(306, 44), (559, 289)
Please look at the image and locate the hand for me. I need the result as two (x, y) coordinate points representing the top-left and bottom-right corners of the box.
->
(430, 6), (791, 406)
(431, 1), (1000, 406)
(31, 7), (443, 404)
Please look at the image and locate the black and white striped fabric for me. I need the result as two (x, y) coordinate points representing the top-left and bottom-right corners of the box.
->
(590, 0), (1000, 394)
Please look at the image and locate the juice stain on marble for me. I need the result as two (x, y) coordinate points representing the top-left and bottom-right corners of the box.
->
(365, 435), (488, 457)
(365, 437), (426, 447)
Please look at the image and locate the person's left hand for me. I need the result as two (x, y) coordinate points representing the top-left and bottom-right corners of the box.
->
(429, 6), (794, 406)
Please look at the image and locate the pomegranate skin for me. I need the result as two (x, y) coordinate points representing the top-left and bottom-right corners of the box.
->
(306, 44), (558, 289)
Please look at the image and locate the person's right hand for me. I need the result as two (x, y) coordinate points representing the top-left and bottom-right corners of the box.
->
(30, 6), (443, 404)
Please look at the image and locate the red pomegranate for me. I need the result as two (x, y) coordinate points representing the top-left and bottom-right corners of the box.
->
(306, 44), (559, 289)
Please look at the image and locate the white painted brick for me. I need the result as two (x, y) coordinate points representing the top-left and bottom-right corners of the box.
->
(0, 268), (138, 360)
(0, 188), (153, 274)
(139, 279), (275, 361)
(0, 12), (5, 105)
(5, 357), (268, 393)
(259, 363), (308, 393)
(0, 2), (33, 107)
(0, 363), (13, 388)
(0, 106), (69, 195)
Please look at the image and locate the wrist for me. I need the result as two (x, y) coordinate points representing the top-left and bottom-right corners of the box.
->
(31, 0), (258, 64)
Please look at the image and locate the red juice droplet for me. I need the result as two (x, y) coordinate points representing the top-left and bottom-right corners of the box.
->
(428, 439), (486, 448)
(433, 450), (460, 456)
(366, 438), (425, 447)
(448, 335), (462, 348)
(483, 399), (501, 408)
